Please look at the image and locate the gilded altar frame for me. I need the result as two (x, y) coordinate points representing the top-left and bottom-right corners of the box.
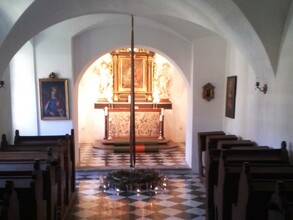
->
(111, 49), (155, 102)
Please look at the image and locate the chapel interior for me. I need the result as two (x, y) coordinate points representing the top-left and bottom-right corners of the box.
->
(0, 1), (293, 219)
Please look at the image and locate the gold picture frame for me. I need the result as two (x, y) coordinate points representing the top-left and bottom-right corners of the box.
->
(39, 76), (69, 120)
(111, 49), (155, 102)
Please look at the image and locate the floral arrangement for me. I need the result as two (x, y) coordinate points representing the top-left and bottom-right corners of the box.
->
(100, 169), (167, 191)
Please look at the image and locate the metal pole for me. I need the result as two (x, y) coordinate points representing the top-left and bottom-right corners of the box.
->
(130, 15), (136, 167)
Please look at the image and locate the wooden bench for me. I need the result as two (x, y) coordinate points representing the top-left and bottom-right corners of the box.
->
(197, 131), (225, 181)
(0, 135), (8, 148)
(1, 143), (73, 208)
(214, 155), (293, 220)
(205, 135), (238, 169)
(268, 181), (293, 220)
(1, 129), (76, 216)
(0, 163), (46, 220)
(206, 143), (288, 220)
(0, 180), (20, 220)
(2, 130), (76, 204)
(232, 163), (293, 220)
(204, 134), (238, 220)
(0, 149), (63, 220)
(216, 139), (256, 149)
(13, 129), (75, 194)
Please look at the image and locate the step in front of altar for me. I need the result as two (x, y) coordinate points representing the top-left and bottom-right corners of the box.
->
(113, 144), (159, 153)
(101, 137), (169, 145)
(95, 138), (177, 153)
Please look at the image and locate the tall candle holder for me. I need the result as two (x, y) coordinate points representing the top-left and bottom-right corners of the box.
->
(104, 115), (108, 140)
(104, 107), (108, 140)
(108, 118), (113, 140)
(158, 115), (165, 140)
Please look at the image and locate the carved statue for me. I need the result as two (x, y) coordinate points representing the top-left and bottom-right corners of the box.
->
(156, 63), (172, 101)
(96, 61), (113, 102)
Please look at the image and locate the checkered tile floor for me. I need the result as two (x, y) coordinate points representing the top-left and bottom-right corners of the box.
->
(78, 143), (188, 169)
(68, 171), (206, 219)
(70, 143), (206, 219)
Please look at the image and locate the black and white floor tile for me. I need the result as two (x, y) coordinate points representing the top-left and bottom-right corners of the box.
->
(68, 144), (206, 219)
(78, 143), (188, 169)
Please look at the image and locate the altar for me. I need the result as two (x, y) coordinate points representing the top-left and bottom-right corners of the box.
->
(94, 106), (173, 151)
(107, 108), (161, 138)
(93, 48), (173, 142)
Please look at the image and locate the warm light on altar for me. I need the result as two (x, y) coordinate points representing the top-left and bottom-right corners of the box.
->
(78, 40), (187, 144)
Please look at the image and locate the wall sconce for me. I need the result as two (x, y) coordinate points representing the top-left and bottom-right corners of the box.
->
(0, 81), (4, 88)
(255, 82), (267, 94)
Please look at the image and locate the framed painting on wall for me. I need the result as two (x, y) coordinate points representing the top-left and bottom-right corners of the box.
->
(39, 76), (69, 120)
(225, 76), (237, 118)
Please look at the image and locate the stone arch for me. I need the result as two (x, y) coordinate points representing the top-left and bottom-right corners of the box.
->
(0, 0), (273, 80)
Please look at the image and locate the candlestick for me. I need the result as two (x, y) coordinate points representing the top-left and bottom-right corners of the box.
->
(158, 120), (164, 140)
(104, 114), (108, 140)
(108, 117), (112, 140)
(128, 95), (131, 103)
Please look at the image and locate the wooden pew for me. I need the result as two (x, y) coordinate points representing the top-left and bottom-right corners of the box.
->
(0, 160), (58, 220)
(216, 139), (256, 149)
(232, 163), (293, 220)
(0, 135), (8, 148)
(214, 152), (292, 220)
(205, 135), (239, 185)
(0, 164), (46, 220)
(1, 143), (73, 208)
(1, 130), (76, 216)
(204, 134), (238, 220)
(205, 135), (238, 169)
(13, 129), (76, 195)
(268, 181), (293, 220)
(1, 130), (75, 196)
(0, 180), (20, 220)
(0, 149), (62, 220)
(206, 143), (288, 220)
(197, 131), (225, 182)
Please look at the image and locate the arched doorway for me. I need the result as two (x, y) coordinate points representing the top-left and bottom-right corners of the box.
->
(77, 48), (188, 168)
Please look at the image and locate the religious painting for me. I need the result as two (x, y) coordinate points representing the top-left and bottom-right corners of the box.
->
(39, 77), (69, 120)
(111, 49), (155, 102)
(120, 57), (145, 90)
(225, 76), (237, 118)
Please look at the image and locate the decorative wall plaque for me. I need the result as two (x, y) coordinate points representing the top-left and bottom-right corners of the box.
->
(202, 83), (215, 101)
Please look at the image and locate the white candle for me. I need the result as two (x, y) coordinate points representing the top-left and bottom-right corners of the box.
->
(128, 95), (131, 103)
(105, 107), (108, 116)
(161, 108), (164, 115)
(159, 115), (163, 122)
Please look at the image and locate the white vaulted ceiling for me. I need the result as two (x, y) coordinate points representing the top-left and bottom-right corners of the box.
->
(0, 0), (292, 78)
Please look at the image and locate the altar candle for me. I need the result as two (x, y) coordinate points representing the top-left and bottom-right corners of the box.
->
(128, 95), (131, 103)
(105, 107), (108, 116)
(159, 115), (163, 122)
(161, 108), (164, 116)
